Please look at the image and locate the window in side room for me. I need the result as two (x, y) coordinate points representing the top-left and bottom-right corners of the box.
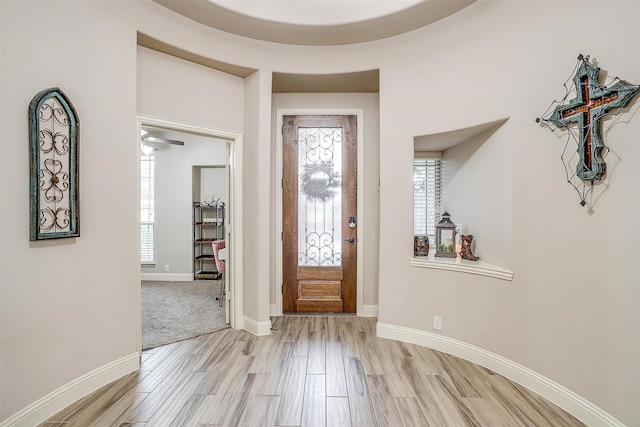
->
(140, 150), (155, 264)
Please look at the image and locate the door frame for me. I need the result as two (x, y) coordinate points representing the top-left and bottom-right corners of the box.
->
(136, 115), (244, 353)
(275, 108), (364, 316)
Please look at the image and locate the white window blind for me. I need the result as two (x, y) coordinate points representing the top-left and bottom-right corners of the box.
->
(140, 153), (155, 263)
(413, 158), (441, 244)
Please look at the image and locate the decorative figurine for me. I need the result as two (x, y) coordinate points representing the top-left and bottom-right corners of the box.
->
(414, 235), (429, 256)
(460, 235), (479, 261)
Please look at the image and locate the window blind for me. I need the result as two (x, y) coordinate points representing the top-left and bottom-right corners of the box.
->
(140, 223), (154, 263)
(140, 153), (155, 263)
(413, 158), (441, 243)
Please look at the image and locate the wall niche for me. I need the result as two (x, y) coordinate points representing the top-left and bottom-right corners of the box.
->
(412, 117), (513, 280)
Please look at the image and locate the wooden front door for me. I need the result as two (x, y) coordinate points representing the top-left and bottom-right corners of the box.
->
(283, 115), (357, 313)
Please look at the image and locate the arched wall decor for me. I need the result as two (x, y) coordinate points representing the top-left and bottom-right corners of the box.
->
(537, 54), (640, 206)
(29, 87), (80, 240)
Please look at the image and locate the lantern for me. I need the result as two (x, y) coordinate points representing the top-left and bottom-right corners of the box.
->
(435, 211), (456, 258)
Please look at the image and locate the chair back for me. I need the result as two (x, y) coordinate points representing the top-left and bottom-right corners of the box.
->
(212, 239), (226, 273)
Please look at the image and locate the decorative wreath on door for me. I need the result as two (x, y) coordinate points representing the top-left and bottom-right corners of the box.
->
(300, 160), (341, 202)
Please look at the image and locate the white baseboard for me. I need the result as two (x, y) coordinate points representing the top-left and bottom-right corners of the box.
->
(1, 353), (139, 427)
(140, 273), (193, 281)
(376, 322), (623, 427)
(243, 316), (272, 336)
(358, 304), (378, 317)
(270, 304), (280, 317)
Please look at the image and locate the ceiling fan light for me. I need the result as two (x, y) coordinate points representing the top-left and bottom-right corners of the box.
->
(141, 143), (155, 156)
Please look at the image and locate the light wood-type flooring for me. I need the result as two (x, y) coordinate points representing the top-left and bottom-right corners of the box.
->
(40, 316), (585, 426)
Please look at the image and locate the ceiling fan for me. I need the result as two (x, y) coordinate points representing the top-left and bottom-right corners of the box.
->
(140, 134), (185, 146)
(140, 130), (185, 156)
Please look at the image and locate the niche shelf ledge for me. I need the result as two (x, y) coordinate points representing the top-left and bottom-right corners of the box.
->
(410, 256), (514, 281)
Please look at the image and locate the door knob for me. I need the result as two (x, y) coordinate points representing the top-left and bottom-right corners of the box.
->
(345, 237), (355, 244)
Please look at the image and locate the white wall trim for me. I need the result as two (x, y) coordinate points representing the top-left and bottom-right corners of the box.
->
(229, 134), (243, 329)
(376, 322), (624, 427)
(140, 273), (193, 281)
(0, 353), (139, 427)
(138, 115), (241, 141)
(243, 316), (273, 336)
(358, 304), (378, 317)
(136, 115), (244, 331)
(274, 108), (365, 315)
(270, 303), (279, 317)
(409, 257), (514, 281)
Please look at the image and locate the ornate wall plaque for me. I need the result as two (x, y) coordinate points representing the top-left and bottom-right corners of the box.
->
(29, 88), (79, 240)
(537, 55), (640, 206)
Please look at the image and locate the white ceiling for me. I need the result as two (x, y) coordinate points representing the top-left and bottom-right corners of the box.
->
(211, 0), (424, 26)
(153, 0), (476, 45)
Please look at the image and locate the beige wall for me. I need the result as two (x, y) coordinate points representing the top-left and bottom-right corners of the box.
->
(242, 70), (274, 324)
(2, 0), (639, 425)
(0, 1), (141, 420)
(137, 46), (244, 132)
(377, 2), (639, 424)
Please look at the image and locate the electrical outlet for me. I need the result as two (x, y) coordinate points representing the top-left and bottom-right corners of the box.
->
(433, 315), (443, 331)
(164, 264), (170, 272)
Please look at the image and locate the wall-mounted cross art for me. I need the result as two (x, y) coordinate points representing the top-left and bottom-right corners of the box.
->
(29, 88), (79, 240)
(537, 54), (640, 206)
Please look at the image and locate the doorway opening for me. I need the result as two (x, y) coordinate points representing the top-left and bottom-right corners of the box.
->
(275, 109), (365, 315)
(136, 115), (243, 352)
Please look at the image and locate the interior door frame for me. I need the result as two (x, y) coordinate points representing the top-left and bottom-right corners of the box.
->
(275, 108), (364, 316)
(136, 115), (244, 353)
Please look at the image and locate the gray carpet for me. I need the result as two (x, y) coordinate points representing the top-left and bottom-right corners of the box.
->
(141, 280), (228, 350)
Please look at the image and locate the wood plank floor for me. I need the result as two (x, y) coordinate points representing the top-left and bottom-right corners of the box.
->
(40, 316), (585, 426)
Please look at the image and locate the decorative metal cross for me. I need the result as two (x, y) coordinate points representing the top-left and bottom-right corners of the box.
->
(548, 55), (640, 182)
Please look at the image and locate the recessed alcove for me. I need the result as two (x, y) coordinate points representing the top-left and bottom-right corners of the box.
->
(413, 117), (513, 280)
(414, 118), (509, 152)
(272, 70), (379, 93)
